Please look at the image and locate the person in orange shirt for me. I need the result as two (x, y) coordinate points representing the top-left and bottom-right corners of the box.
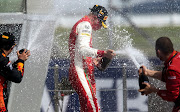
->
(0, 32), (30, 112)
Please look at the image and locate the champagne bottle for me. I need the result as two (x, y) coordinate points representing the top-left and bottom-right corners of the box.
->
(97, 57), (111, 71)
(19, 49), (28, 54)
(139, 68), (149, 90)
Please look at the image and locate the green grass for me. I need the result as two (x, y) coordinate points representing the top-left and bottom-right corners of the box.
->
(0, 0), (24, 12)
(54, 26), (180, 58)
(135, 27), (180, 56)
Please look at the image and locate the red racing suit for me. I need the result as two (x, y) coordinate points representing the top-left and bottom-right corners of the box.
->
(69, 16), (104, 112)
(0, 49), (24, 112)
(157, 50), (180, 112)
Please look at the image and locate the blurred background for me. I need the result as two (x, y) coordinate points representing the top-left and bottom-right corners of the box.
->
(0, 0), (180, 112)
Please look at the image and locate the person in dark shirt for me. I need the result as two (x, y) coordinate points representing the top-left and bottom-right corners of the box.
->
(0, 32), (30, 112)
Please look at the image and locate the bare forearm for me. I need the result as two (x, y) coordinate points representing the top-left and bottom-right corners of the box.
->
(147, 69), (162, 80)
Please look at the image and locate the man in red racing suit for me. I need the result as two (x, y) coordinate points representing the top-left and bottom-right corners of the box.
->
(138, 37), (180, 112)
(69, 5), (115, 112)
(0, 32), (30, 112)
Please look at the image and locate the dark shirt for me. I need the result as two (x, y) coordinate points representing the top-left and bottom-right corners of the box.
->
(0, 49), (24, 111)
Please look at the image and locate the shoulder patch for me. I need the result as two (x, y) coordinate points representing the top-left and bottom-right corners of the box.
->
(77, 21), (92, 36)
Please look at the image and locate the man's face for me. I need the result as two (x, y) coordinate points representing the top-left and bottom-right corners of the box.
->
(155, 48), (164, 61)
(7, 45), (15, 56)
(91, 16), (102, 31)
(155, 47), (161, 59)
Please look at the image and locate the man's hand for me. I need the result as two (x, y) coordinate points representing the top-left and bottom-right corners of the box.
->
(93, 57), (102, 66)
(104, 49), (116, 59)
(138, 65), (162, 80)
(17, 49), (31, 61)
(138, 65), (148, 76)
(138, 82), (159, 96)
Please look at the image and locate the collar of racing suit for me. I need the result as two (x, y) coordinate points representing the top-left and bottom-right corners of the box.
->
(83, 16), (92, 24)
(164, 50), (178, 66)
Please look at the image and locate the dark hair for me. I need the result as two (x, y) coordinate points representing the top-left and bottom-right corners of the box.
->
(0, 32), (16, 50)
(155, 37), (174, 55)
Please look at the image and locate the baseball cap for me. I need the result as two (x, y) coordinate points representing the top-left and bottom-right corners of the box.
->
(90, 5), (108, 28)
(0, 32), (16, 50)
